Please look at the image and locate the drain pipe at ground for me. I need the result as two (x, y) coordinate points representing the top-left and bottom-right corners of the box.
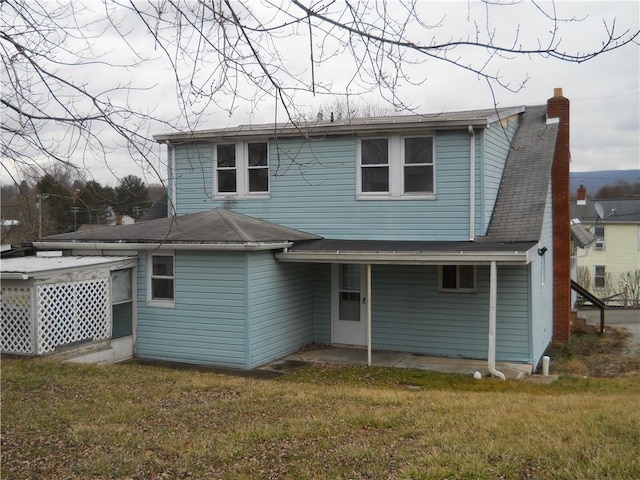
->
(488, 261), (506, 380)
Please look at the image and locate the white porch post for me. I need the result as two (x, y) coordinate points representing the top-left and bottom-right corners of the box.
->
(366, 263), (372, 366)
(488, 260), (506, 380)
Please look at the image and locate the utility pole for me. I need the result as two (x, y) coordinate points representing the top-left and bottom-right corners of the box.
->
(70, 206), (80, 230)
(36, 194), (48, 239)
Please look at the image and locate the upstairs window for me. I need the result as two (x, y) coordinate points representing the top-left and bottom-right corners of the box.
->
(594, 225), (605, 250)
(440, 265), (475, 292)
(361, 138), (389, 193)
(214, 141), (269, 198)
(358, 135), (435, 199)
(403, 137), (434, 193)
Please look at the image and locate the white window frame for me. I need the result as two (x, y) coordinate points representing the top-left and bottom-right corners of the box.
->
(594, 265), (606, 290)
(148, 252), (175, 307)
(439, 265), (476, 293)
(213, 141), (270, 199)
(594, 225), (605, 250)
(356, 134), (436, 200)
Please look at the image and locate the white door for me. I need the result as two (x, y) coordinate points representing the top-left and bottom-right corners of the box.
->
(332, 264), (367, 346)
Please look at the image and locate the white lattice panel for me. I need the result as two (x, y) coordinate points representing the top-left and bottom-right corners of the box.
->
(1, 287), (34, 354)
(37, 279), (111, 354)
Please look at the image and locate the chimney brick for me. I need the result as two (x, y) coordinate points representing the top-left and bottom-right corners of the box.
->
(547, 88), (572, 343)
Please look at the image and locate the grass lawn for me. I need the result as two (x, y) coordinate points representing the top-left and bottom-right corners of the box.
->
(2, 356), (639, 480)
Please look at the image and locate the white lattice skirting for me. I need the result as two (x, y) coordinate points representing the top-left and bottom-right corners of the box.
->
(1, 287), (33, 354)
(1, 278), (111, 355)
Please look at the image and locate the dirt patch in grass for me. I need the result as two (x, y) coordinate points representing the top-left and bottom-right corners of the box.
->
(546, 324), (640, 378)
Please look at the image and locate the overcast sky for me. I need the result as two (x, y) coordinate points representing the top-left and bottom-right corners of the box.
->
(3, 1), (639, 186)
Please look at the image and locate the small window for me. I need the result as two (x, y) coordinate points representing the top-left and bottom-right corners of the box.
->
(361, 138), (389, 193)
(150, 254), (174, 303)
(594, 265), (606, 289)
(594, 225), (605, 250)
(440, 265), (475, 292)
(403, 137), (434, 193)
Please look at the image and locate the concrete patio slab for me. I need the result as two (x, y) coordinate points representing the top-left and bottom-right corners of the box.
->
(281, 347), (533, 380)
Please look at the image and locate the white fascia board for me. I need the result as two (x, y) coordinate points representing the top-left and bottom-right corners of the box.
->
(276, 248), (535, 265)
(34, 241), (293, 252)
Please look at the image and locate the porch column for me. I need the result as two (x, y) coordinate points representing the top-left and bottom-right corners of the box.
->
(488, 261), (506, 380)
(366, 263), (372, 366)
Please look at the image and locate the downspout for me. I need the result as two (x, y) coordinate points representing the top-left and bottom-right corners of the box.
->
(366, 263), (372, 367)
(489, 260), (506, 380)
(468, 125), (476, 241)
(168, 141), (177, 216)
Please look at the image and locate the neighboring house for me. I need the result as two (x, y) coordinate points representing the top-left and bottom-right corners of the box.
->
(26, 89), (573, 375)
(571, 197), (640, 304)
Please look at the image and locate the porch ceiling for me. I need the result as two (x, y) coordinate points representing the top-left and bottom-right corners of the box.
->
(275, 239), (537, 265)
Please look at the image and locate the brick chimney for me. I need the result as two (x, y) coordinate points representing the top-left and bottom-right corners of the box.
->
(547, 88), (571, 343)
(576, 183), (587, 205)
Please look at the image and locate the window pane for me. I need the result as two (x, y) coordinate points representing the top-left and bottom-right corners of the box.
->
(217, 170), (237, 193)
(405, 137), (433, 164)
(339, 292), (360, 321)
(459, 265), (475, 289)
(361, 139), (388, 165)
(217, 144), (236, 167)
(362, 166), (389, 192)
(404, 165), (433, 193)
(152, 256), (173, 276)
(152, 278), (174, 300)
(442, 265), (457, 289)
(594, 266), (606, 288)
(111, 269), (132, 304)
(340, 264), (360, 291)
(112, 302), (133, 338)
(248, 168), (269, 192)
(248, 142), (267, 166)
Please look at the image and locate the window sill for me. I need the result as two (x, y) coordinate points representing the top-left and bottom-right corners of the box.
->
(357, 193), (436, 201)
(439, 289), (476, 294)
(214, 194), (271, 200)
(147, 299), (176, 309)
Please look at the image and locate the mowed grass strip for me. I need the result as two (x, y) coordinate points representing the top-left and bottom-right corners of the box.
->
(2, 358), (640, 480)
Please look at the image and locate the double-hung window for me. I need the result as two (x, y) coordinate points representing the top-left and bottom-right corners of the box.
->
(149, 253), (175, 306)
(214, 141), (269, 198)
(594, 265), (606, 289)
(440, 265), (475, 292)
(358, 135), (435, 199)
(594, 225), (605, 250)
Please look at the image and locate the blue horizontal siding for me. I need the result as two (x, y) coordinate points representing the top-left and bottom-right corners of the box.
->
(313, 264), (332, 344)
(172, 131), (487, 240)
(136, 251), (247, 368)
(312, 263), (531, 362)
(247, 252), (314, 368)
(480, 119), (518, 233)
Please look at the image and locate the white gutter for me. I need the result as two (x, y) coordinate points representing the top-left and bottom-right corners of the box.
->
(34, 241), (293, 252)
(2, 273), (30, 280)
(488, 260), (506, 380)
(468, 125), (476, 241)
(366, 263), (372, 367)
(275, 249), (535, 265)
(169, 141), (177, 216)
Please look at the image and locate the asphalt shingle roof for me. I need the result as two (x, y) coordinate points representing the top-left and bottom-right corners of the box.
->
(43, 208), (320, 244)
(481, 105), (558, 242)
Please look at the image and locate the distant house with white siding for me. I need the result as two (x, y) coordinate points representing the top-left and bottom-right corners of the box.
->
(20, 89), (574, 376)
(572, 198), (640, 304)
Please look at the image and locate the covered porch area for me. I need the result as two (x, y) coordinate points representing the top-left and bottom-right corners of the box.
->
(276, 238), (540, 380)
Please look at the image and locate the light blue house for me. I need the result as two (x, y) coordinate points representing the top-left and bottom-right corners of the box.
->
(38, 90), (573, 375)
